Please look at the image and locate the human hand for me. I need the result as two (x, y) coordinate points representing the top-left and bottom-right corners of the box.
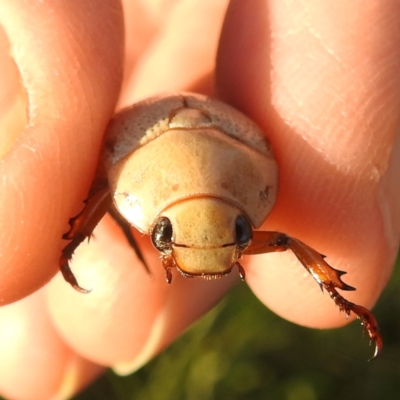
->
(0, 1), (399, 399)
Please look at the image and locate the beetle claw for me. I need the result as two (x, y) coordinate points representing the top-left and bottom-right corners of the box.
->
(236, 262), (246, 280)
(165, 268), (173, 284)
(72, 283), (91, 294)
(60, 250), (91, 293)
(327, 286), (383, 360)
(352, 303), (383, 360)
(59, 187), (112, 292)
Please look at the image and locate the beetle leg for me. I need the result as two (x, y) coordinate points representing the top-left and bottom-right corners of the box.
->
(243, 231), (382, 359)
(108, 206), (151, 276)
(161, 254), (176, 283)
(235, 262), (246, 280)
(60, 187), (112, 293)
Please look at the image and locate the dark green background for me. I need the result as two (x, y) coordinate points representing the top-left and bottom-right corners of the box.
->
(71, 254), (400, 400)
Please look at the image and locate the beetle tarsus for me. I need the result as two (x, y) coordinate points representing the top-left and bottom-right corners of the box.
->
(325, 283), (382, 360)
(60, 187), (112, 291)
(351, 303), (383, 360)
(60, 235), (91, 293)
(236, 262), (246, 280)
(165, 268), (172, 284)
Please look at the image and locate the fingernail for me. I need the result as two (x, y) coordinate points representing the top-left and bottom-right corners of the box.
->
(112, 310), (167, 376)
(0, 24), (28, 159)
(51, 354), (104, 400)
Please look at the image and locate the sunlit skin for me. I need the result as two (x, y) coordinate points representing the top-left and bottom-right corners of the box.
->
(1, 1), (400, 399)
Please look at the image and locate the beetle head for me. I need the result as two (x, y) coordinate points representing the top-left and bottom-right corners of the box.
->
(151, 197), (252, 281)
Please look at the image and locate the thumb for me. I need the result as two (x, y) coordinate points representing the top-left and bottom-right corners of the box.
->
(0, 0), (124, 304)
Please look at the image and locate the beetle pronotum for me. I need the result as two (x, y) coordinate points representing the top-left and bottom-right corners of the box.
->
(60, 93), (382, 359)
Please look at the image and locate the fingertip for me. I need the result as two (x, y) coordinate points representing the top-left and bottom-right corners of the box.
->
(0, 289), (102, 400)
(217, 0), (400, 329)
(216, 0), (271, 118)
(47, 216), (170, 366)
(119, 0), (229, 105)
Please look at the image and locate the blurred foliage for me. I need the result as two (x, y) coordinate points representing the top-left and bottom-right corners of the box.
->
(74, 254), (400, 400)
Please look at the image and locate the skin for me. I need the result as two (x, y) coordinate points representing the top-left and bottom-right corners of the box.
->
(0, 0), (399, 398)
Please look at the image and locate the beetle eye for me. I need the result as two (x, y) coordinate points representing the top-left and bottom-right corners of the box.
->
(235, 215), (252, 249)
(151, 217), (173, 253)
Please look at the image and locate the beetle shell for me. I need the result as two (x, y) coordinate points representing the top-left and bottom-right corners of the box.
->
(101, 93), (278, 233)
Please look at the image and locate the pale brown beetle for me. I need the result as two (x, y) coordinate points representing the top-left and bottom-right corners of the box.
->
(60, 93), (382, 358)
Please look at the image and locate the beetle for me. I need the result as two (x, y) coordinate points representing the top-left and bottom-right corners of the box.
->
(60, 93), (382, 359)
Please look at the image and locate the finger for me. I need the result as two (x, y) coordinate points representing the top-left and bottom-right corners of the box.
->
(217, 0), (400, 328)
(120, 0), (184, 91)
(0, 0), (124, 304)
(119, 0), (229, 106)
(47, 0), (236, 376)
(0, 289), (103, 400)
(47, 215), (237, 373)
